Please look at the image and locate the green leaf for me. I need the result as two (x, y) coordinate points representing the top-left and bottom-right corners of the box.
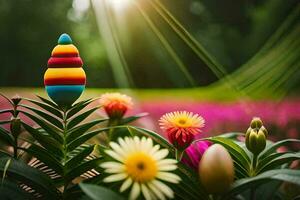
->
(79, 183), (124, 200)
(22, 122), (63, 158)
(66, 98), (95, 119)
(222, 169), (300, 199)
(257, 152), (286, 171)
(0, 179), (33, 199)
(65, 145), (95, 171)
(67, 128), (107, 152)
(232, 160), (249, 179)
(20, 111), (63, 144)
(0, 126), (14, 146)
(148, 0), (227, 78)
(67, 107), (99, 129)
(257, 152), (300, 174)
(2, 157), (11, 183)
(259, 139), (300, 159)
(206, 137), (251, 170)
(65, 158), (103, 183)
(217, 132), (244, 139)
(119, 113), (148, 125)
(20, 104), (63, 129)
(0, 157), (61, 199)
(0, 150), (12, 157)
(66, 118), (108, 143)
(23, 98), (63, 119)
(36, 95), (61, 109)
(176, 163), (210, 200)
(254, 180), (283, 200)
(19, 142), (64, 175)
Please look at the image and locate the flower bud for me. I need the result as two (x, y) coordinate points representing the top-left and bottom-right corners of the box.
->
(260, 125), (268, 137)
(10, 117), (21, 138)
(99, 93), (133, 120)
(246, 129), (266, 155)
(250, 117), (263, 129)
(182, 141), (211, 170)
(199, 144), (234, 194)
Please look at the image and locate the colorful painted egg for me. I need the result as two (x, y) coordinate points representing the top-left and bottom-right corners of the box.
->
(44, 33), (86, 107)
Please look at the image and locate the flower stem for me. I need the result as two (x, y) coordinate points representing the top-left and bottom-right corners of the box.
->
(249, 154), (258, 200)
(250, 187), (256, 200)
(62, 109), (68, 199)
(175, 149), (183, 161)
(107, 119), (119, 142)
(251, 154), (258, 176)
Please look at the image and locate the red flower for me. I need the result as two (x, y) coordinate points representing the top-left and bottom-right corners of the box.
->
(100, 93), (133, 119)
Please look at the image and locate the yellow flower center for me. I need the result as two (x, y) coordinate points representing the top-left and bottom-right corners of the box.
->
(175, 117), (191, 128)
(125, 152), (157, 183)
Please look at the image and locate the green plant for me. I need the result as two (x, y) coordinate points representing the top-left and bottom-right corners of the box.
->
(0, 94), (147, 199)
(1, 92), (299, 199)
(198, 120), (300, 200)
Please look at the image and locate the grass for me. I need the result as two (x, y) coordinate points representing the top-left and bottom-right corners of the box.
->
(0, 86), (268, 103)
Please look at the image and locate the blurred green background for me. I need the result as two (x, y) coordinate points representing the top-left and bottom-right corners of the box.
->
(1, 0), (299, 90)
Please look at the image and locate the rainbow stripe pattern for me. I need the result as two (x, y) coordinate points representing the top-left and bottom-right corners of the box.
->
(44, 33), (86, 107)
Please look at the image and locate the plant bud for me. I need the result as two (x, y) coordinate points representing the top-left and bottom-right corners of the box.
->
(250, 117), (263, 129)
(260, 125), (268, 137)
(199, 144), (234, 194)
(246, 129), (266, 155)
(10, 117), (21, 137)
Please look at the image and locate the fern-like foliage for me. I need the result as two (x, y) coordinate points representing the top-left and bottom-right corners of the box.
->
(0, 93), (147, 199)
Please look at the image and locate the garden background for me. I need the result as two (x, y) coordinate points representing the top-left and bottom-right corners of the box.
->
(0, 0), (299, 146)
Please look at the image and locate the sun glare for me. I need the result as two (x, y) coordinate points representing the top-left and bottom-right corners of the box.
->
(108, 0), (131, 11)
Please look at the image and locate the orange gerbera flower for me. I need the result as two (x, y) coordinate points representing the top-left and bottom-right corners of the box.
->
(159, 111), (205, 150)
(100, 93), (133, 119)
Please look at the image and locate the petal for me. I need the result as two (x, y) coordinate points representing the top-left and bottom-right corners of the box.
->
(129, 182), (140, 200)
(147, 182), (166, 200)
(157, 159), (177, 166)
(153, 149), (169, 161)
(120, 178), (132, 192)
(105, 150), (124, 162)
(110, 142), (127, 158)
(152, 180), (174, 198)
(157, 172), (181, 183)
(100, 161), (123, 169)
(141, 184), (152, 200)
(134, 136), (141, 150)
(103, 173), (127, 182)
(149, 145), (160, 156)
(157, 164), (177, 171)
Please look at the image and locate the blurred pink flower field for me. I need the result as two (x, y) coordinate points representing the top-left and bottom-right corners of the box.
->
(1, 95), (299, 149)
(137, 99), (300, 147)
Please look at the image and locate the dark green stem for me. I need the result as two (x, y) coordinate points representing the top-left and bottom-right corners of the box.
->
(249, 154), (258, 200)
(107, 119), (120, 142)
(12, 104), (19, 159)
(62, 110), (68, 199)
(250, 187), (256, 200)
(175, 149), (184, 161)
(251, 154), (258, 176)
(13, 141), (18, 159)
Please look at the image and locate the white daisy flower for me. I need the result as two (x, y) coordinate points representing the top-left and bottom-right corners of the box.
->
(101, 136), (181, 200)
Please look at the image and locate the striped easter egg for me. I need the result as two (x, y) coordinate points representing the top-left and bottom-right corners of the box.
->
(44, 33), (86, 107)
